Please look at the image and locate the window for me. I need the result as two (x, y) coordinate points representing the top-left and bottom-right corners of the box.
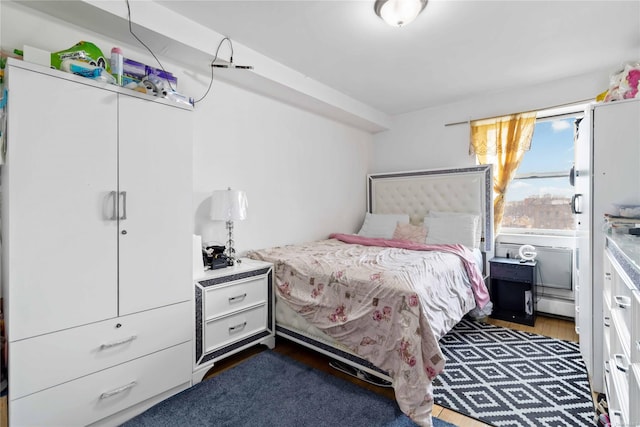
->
(501, 107), (584, 234)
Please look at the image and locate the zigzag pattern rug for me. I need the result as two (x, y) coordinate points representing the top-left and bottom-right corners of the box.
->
(433, 319), (595, 427)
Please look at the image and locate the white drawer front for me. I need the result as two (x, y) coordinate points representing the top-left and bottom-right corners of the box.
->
(10, 342), (191, 427)
(205, 304), (267, 352)
(10, 301), (191, 399)
(632, 290), (640, 363)
(204, 276), (267, 319)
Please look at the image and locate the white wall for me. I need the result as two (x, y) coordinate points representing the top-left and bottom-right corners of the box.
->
(371, 69), (607, 246)
(0, 2), (373, 254)
(372, 69), (610, 173)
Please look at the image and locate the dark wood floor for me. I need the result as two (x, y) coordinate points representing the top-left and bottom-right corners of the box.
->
(205, 315), (582, 427)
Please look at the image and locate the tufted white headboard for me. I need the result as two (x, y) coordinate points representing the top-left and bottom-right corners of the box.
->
(367, 165), (494, 252)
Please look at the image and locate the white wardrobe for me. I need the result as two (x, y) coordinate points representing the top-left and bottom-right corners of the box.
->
(573, 98), (640, 394)
(2, 59), (193, 426)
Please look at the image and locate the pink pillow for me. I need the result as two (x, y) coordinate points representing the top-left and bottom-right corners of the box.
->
(392, 223), (427, 244)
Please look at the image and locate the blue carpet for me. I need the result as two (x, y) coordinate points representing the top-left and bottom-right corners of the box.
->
(122, 350), (456, 427)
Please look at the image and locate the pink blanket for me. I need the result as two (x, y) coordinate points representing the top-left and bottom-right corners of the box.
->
(329, 233), (490, 309)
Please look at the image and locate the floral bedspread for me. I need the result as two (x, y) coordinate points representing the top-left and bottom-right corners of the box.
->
(247, 236), (486, 427)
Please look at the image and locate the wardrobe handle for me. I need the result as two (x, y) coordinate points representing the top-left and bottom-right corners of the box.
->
(99, 335), (137, 350)
(99, 381), (137, 399)
(603, 316), (610, 328)
(109, 191), (118, 220)
(571, 194), (582, 214)
(120, 191), (127, 220)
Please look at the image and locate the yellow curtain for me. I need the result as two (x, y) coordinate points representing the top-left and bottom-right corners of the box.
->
(470, 112), (537, 233)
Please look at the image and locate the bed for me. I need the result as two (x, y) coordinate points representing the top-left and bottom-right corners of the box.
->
(247, 166), (493, 427)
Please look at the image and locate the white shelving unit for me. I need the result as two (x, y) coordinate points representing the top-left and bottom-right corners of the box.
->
(603, 234), (640, 427)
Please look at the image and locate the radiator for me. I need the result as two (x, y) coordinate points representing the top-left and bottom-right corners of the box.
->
(495, 243), (573, 290)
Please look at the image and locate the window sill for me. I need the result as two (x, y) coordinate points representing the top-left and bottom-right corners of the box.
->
(496, 231), (575, 249)
(499, 229), (575, 238)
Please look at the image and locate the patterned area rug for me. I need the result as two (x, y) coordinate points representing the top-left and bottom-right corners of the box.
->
(433, 319), (595, 427)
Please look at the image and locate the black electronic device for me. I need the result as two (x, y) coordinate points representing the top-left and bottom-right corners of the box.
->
(202, 245), (230, 270)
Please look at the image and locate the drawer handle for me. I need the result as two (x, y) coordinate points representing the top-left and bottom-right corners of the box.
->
(99, 381), (137, 399)
(614, 353), (629, 373)
(603, 316), (610, 327)
(611, 410), (623, 424)
(229, 322), (247, 333)
(228, 293), (247, 303)
(614, 295), (631, 309)
(100, 335), (137, 350)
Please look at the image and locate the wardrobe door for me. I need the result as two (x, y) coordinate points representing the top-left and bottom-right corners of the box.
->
(117, 95), (192, 315)
(4, 66), (119, 340)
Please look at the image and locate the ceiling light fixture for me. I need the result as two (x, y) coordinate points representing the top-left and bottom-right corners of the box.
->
(374, 0), (427, 27)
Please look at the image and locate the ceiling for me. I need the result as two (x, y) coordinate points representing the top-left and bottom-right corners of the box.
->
(157, 0), (639, 116)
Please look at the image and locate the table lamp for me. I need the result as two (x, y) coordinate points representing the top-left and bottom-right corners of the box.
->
(210, 188), (248, 266)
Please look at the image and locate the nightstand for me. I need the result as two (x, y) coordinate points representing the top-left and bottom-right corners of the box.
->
(489, 257), (537, 326)
(192, 258), (275, 383)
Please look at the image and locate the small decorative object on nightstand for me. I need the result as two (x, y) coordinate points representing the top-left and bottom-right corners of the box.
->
(192, 258), (274, 383)
(489, 257), (537, 326)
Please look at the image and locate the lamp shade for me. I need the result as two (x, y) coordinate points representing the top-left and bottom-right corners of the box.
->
(374, 0), (427, 27)
(210, 189), (248, 221)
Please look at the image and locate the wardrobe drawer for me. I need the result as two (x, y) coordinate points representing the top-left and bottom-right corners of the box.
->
(607, 354), (631, 427)
(205, 304), (267, 352)
(9, 301), (191, 399)
(10, 342), (191, 427)
(631, 290), (640, 363)
(204, 275), (268, 319)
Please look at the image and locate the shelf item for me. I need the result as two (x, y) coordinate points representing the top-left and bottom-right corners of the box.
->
(489, 257), (537, 326)
(193, 259), (275, 384)
(2, 58), (193, 426)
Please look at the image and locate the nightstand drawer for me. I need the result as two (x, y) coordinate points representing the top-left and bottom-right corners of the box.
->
(204, 304), (267, 352)
(204, 275), (267, 318)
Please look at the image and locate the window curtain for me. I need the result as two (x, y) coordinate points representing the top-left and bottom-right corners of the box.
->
(469, 112), (537, 233)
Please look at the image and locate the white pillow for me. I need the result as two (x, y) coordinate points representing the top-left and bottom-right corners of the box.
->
(424, 214), (480, 248)
(428, 211), (482, 249)
(357, 213), (410, 239)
